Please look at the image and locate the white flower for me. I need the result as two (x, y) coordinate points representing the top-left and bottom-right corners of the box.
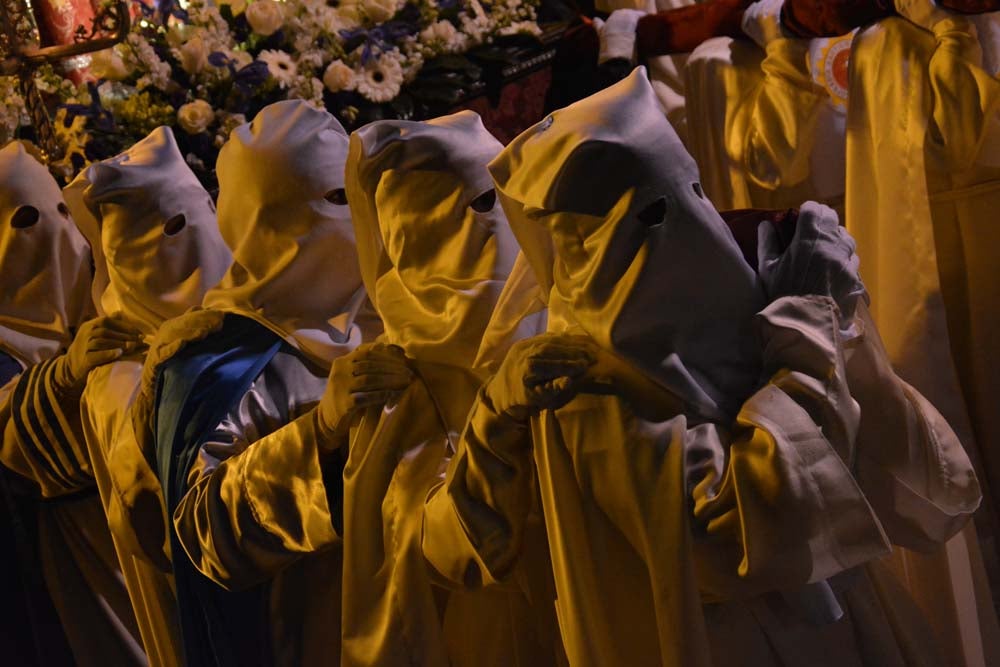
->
(363, 0), (397, 23)
(297, 49), (325, 71)
(290, 75), (325, 107)
(355, 53), (403, 103)
(90, 47), (131, 80)
(258, 49), (298, 88)
(178, 34), (210, 75)
(127, 34), (172, 90)
(323, 59), (355, 92)
(246, 0), (284, 36)
(316, 6), (349, 35)
(420, 19), (457, 44)
(499, 20), (541, 37)
(177, 99), (214, 134)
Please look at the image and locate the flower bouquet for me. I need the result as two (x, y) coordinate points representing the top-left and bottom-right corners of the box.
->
(5, 0), (544, 186)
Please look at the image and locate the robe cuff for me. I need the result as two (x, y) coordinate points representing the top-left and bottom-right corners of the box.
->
(3, 357), (92, 496)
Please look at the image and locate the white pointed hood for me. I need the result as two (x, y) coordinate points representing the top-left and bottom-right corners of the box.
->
(489, 69), (767, 417)
(64, 127), (231, 337)
(346, 111), (519, 369)
(204, 100), (368, 369)
(0, 142), (93, 366)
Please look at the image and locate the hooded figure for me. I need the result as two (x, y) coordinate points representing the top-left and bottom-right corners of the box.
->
(0, 142), (148, 667)
(0, 143), (92, 368)
(845, 0), (1000, 611)
(130, 100), (375, 667)
(62, 125), (232, 667)
(424, 70), (976, 666)
(326, 111), (556, 666)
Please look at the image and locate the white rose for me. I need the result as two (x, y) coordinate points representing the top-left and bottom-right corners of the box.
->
(177, 99), (214, 134)
(323, 59), (355, 92)
(246, 0), (284, 36)
(364, 0), (397, 23)
(89, 48), (131, 81)
(178, 35), (209, 75)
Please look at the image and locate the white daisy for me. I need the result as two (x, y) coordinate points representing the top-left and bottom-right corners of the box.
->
(258, 49), (298, 88)
(355, 54), (403, 103)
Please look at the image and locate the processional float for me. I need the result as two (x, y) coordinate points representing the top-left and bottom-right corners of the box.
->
(0, 0), (129, 163)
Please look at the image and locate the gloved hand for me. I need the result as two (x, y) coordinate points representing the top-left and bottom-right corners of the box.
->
(594, 9), (647, 64)
(758, 202), (866, 332)
(317, 342), (414, 440)
(54, 315), (143, 392)
(894, 0), (957, 30)
(741, 0), (789, 47)
(485, 334), (595, 421)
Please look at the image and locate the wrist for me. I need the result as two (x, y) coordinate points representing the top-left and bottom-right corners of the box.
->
(482, 380), (531, 424)
(51, 355), (83, 395)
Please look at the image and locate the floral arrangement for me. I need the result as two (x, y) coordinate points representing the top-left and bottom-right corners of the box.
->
(2, 0), (542, 185)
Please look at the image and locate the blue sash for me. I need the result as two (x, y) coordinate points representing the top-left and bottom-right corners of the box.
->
(154, 315), (283, 667)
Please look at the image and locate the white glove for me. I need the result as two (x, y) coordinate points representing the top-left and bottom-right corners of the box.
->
(895, 0), (957, 31)
(317, 342), (414, 441)
(758, 202), (866, 336)
(485, 334), (594, 422)
(741, 0), (791, 47)
(594, 9), (647, 64)
(54, 315), (143, 392)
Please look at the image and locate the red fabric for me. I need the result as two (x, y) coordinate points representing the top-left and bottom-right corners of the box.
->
(780, 0), (895, 38)
(937, 0), (1000, 13)
(454, 66), (554, 145)
(720, 208), (799, 270)
(636, 0), (752, 58)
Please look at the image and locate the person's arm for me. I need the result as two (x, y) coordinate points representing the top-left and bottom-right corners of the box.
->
(691, 294), (890, 599)
(423, 336), (593, 587)
(845, 301), (981, 551)
(0, 316), (143, 497)
(172, 343), (412, 591)
(173, 409), (343, 591)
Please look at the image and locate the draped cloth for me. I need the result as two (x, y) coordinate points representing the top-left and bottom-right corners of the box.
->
(202, 100), (370, 368)
(683, 30), (848, 211)
(340, 111), (552, 665)
(846, 14), (1000, 664)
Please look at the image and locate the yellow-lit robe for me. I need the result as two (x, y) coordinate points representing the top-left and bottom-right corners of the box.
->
(847, 15), (1000, 664)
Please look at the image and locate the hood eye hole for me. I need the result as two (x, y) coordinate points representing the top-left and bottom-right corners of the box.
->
(11, 205), (40, 229)
(692, 182), (705, 199)
(57, 202), (71, 219)
(324, 188), (348, 205)
(470, 189), (496, 213)
(637, 197), (667, 227)
(164, 213), (186, 236)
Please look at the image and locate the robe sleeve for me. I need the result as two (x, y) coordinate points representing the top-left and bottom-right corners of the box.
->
(846, 302), (981, 551)
(732, 37), (828, 191)
(923, 16), (1000, 171)
(0, 357), (94, 498)
(422, 389), (533, 588)
(691, 295), (890, 596)
(173, 408), (342, 592)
